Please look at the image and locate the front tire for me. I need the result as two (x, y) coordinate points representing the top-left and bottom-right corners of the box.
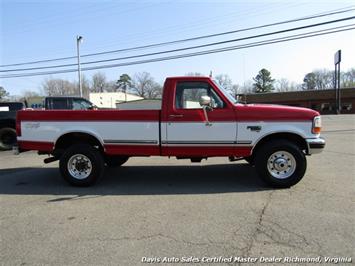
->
(254, 140), (307, 188)
(59, 144), (104, 186)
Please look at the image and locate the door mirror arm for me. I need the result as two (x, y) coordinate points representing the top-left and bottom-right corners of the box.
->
(199, 95), (213, 126)
(202, 105), (212, 126)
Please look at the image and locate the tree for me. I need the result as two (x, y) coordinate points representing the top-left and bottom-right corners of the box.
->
(239, 80), (254, 94)
(342, 68), (355, 88)
(91, 72), (108, 92)
(302, 68), (355, 90)
(275, 78), (289, 92)
(229, 84), (240, 97)
(0, 86), (9, 101)
(314, 69), (333, 89)
(131, 72), (161, 99)
(274, 78), (298, 92)
(106, 81), (117, 92)
(22, 90), (42, 98)
(214, 74), (232, 90)
(302, 69), (334, 90)
(116, 74), (132, 92)
(302, 72), (317, 90)
(253, 68), (275, 93)
(116, 74), (132, 101)
(42, 78), (76, 96)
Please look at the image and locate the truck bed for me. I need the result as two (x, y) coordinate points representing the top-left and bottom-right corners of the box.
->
(17, 109), (161, 155)
(17, 109), (160, 121)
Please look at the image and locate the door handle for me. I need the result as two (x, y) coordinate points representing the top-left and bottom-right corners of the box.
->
(169, 114), (184, 118)
(247, 126), (261, 132)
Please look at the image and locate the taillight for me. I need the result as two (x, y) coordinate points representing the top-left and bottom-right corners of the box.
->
(312, 116), (322, 134)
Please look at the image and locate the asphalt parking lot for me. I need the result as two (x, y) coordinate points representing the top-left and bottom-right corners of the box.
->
(0, 115), (354, 265)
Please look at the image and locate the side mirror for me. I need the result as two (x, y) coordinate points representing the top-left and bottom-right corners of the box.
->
(88, 105), (98, 110)
(199, 95), (211, 107)
(199, 96), (213, 126)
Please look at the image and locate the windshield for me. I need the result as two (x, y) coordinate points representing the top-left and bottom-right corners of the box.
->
(212, 80), (238, 104)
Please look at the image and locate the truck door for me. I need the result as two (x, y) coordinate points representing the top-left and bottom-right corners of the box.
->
(162, 80), (237, 156)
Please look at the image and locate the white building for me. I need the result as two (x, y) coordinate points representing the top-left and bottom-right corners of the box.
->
(89, 92), (143, 108)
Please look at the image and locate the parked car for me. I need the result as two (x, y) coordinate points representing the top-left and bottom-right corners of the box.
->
(44, 96), (95, 110)
(0, 102), (25, 150)
(15, 76), (325, 187)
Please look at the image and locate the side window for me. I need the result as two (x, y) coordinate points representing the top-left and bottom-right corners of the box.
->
(72, 99), (92, 110)
(51, 98), (68, 109)
(175, 81), (225, 109)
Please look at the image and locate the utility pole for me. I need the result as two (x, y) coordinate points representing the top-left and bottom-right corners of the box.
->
(124, 84), (127, 102)
(76, 35), (83, 97)
(334, 50), (341, 114)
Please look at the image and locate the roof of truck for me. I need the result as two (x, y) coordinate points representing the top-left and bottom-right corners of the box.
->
(45, 96), (85, 99)
(166, 76), (212, 81)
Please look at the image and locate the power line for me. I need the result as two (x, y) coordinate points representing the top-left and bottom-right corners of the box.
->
(2, 1), (290, 61)
(80, 7), (355, 57)
(2, 15), (355, 73)
(1, 25), (354, 79)
(65, 2), (288, 54)
(1, 7), (354, 68)
(8, 2), (162, 36)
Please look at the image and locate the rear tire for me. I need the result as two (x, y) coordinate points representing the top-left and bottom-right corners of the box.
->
(254, 140), (307, 188)
(105, 155), (129, 167)
(59, 144), (104, 186)
(0, 127), (17, 151)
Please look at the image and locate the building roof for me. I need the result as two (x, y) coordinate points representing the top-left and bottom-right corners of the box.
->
(241, 88), (355, 103)
(116, 99), (162, 110)
(89, 91), (141, 97)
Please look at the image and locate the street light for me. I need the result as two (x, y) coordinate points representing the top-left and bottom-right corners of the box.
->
(76, 35), (83, 97)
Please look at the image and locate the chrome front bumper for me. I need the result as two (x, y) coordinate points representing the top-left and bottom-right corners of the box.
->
(306, 137), (325, 154)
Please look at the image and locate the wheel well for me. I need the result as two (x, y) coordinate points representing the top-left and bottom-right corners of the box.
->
(54, 132), (103, 155)
(252, 133), (307, 155)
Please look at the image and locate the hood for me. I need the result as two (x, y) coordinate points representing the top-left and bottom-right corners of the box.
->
(235, 103), (319, 121)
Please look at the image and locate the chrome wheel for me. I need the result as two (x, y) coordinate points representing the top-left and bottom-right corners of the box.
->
(267, 151), (296, 179)
(67, 154), (92, 180)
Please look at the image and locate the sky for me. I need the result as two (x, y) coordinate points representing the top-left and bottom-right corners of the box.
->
(0, 0), (355, 96)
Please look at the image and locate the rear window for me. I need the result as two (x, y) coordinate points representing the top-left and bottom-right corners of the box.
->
(0, 102), (24, 111)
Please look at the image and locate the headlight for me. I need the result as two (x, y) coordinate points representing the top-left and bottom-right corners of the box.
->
(312, 116), (322, 134)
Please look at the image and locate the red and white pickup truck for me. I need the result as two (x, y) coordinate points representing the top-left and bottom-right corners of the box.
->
(15, 76), (325, 187)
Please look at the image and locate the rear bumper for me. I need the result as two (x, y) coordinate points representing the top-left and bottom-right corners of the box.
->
(306, 137), (325, 154)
